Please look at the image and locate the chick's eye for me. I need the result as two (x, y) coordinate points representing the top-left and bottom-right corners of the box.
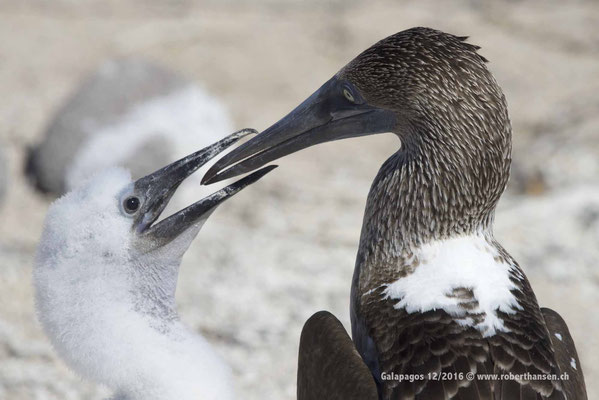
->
(343, 88), (355, 103)
(124, 196), (140, 214)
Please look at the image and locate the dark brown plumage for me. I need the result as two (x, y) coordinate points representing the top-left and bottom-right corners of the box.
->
(542, 308), (587, 400)
(298, 305), (586, 400)
(297, 311), (378, 400)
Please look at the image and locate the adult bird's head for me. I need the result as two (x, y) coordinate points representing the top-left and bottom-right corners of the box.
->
(202, 28), (511, 211)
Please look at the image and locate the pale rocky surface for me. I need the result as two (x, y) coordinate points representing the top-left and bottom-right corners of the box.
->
(0, 1), (598, 399)
(0, 145), (6, 207)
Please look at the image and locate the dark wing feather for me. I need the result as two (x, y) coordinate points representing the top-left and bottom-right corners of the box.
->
(541, 308), (587, 400)
(358, 287), (494, 400)
(487, 279), (569, 400)
(297, 311), (378, 400)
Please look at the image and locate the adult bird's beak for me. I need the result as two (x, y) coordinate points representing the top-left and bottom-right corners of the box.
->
(201, 76), (396, 184)
(132, 128), (276, 248)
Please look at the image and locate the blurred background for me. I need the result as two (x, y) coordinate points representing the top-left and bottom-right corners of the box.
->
(1, 0), (598, 399)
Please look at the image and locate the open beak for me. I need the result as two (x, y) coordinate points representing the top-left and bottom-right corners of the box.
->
(201, 76), (396, 184)
(132, 128), (276, 247)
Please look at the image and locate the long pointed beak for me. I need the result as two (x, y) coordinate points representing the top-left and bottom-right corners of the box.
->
(131, 129), (276, 246)
(202, 77), (396, 184)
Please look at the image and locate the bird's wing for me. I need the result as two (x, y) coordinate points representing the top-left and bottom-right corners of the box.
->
(357, 283), (569, 400)
(541, 308), (587, 400)
(297, 311), (378, 400)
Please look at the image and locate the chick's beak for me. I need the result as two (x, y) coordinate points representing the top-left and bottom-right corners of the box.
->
(132, 128), (276, 247)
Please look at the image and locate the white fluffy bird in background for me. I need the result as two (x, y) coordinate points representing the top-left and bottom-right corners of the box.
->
(26, 58), (232, 200)
(33, 130), (275, 400)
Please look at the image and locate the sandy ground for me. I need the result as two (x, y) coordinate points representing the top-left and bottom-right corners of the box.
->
(1, 1), (598, 399)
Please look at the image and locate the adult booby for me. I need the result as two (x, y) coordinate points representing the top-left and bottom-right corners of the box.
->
(203, 28), (587, 399)
(34, 129), (275, 400)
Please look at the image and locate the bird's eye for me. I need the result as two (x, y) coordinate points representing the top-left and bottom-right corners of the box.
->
(123, 196), (141, 214)
(343, 88), (355, 103)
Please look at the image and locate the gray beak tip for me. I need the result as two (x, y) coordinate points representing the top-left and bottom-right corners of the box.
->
(233, 128), (259, 140)
(201, 128), (259, 185)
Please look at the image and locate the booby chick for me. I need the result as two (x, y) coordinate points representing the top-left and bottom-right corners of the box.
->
(204, 28), (587, 399)
(33, 129), (275, 400)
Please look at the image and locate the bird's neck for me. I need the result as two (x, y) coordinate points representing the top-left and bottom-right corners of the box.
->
(356, 121), (511, 289)
(129, 258), (181, 328)
(109, 262), (233, 400)
(104, 319), (233, 400)
(36, 256), (232, 400)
